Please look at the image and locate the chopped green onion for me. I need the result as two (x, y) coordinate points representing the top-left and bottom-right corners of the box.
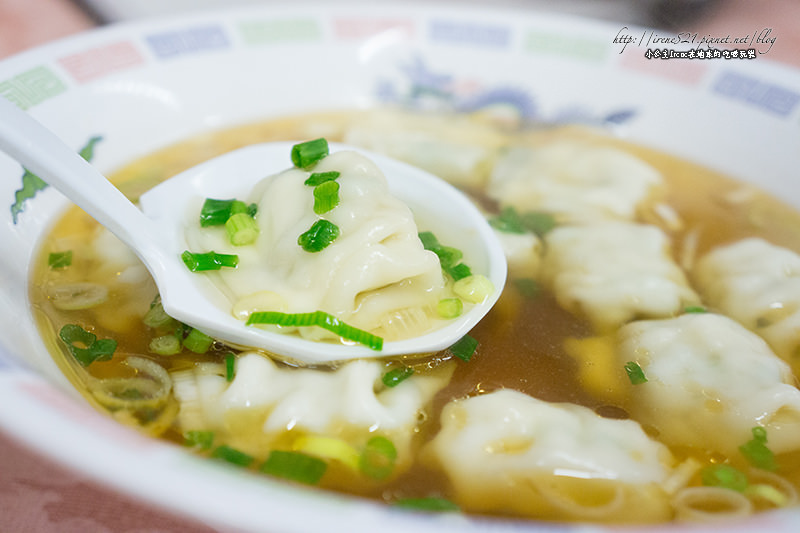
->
(200, 198), (235, 227)
(447, 263), (472, 281)
(434, 246), (463, 269)
(520, 210), (557, 236)
(453, 274), (494, 304)
(419, 231), (461, 267)
(359, 436), (397, 480)
(312, 180), (340, 215)
(624, 361), (648, 385)
(297, 220), (340, 253)
(489, 206), (556, 237)
(181, 250), (239, 271)
(212, 445), (254, 467)
(58, 324), (117, 367)
(701, 464), (748, 492)
(48, 250), (72, 269)
(291, 138), (329, 169)
(392, 497), (460, 512)
(450, 334), (478, 362)
(684, 305), (707, 313)
(149, 334), (182, 355)
(304, 171), (340, 186)
(225, 353), (236, 382)
(225, 212), (260, 246)
(746, 483), (791, 507)
(199, 198), (256, 227)
(143, 297), (177, 330)
(447, 263), (473, 281)
(246, 310), (383, 350)
(739, 426), (777, 471)
(436, 298), (463, 319)
(418, 231), (440, 250)
(47, 282), (108, 310)
(382, 366), (414, 388)
(261, 450), (327, 485)
(183, 430), (215, 450)
(182, 328), (214, 354)
(229, 200), (249, 216)
(489, 206), (526, 234)
(419, 231), (473, 281)
(174, 321), (191, 340)
(81, 339), (116, 366)
(514, 278), (540, 298)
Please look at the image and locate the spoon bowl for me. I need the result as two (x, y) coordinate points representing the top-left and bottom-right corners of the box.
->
(0, 96), (506, 364)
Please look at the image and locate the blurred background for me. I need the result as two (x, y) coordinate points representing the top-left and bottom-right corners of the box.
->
(71, 0), (712, 26)
(1, 0), (798, 66)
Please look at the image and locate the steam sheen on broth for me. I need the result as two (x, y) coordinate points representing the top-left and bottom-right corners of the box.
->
(30, 109), (800, 524)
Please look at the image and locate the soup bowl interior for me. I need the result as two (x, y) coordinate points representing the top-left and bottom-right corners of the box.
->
(2, 3), (800, 532)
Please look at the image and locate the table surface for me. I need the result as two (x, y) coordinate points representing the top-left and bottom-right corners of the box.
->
(1, 0), (800, 531)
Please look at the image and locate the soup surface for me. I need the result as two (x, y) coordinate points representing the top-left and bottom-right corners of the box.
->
(30, 109), (800, 524)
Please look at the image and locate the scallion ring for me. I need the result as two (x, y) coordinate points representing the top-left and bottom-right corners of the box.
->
(246, 310), (383, 350)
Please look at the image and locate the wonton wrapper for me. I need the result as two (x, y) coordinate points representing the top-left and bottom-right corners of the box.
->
(185, 151), (447, 341)
(693, 237), (800, 365)
(617, 313), (800, 456)
(425, 389), (674, 523)
(53, 227), (153, 333)
(343, 109), (508, 187)
(173, 353), (453, 475)
(493, 227), (542, 278)
(541, 221), (699, 331)
(488, 140), (663, 223)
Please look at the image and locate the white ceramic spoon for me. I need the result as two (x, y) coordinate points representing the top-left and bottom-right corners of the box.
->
(0, 97), (507, 364)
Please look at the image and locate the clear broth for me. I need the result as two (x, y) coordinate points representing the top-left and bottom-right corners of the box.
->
(30, 110), (800, 523)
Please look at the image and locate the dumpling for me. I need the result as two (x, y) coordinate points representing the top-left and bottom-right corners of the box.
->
(50, 227), (153, 333)
(541, 221), (699, 331)
(424, 389), (674, 523)
(693, 237), (800, 363)
(616, 313), (800, 456)
(173, 353), (454, 472)
(488, 140), (663, 223)
(493, 227), (542, 278)
(91, 227), (150, 285)
(185, 150), (448, 341)
(342, 109), (507, 187)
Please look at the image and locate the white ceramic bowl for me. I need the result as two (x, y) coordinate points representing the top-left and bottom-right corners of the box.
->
(2, 4), (800, 532)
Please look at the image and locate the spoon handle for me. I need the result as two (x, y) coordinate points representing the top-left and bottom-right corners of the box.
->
(0, 96), (162, 262)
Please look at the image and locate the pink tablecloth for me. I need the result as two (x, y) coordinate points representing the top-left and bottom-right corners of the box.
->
(0, 432), (222, 532)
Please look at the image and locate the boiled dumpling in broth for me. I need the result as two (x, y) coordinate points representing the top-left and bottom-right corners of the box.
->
(32, 108), (800, 524)
(615, 313), (800, 456)
(44, 227), (152, 333)
(424, 389), (675, 523)
(172, 352), (454, 477)
(541, 221), (699, 332)
(488, 140), (663, 223)
(693, 237), (800, 366)
(343, 109), (508, 188)
(184, 150), (448, 342)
